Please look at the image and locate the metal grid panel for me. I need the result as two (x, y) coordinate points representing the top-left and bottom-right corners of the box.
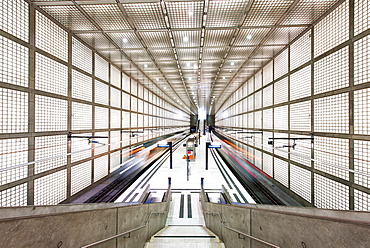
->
(0, 36), (28, 87)
(95, 106), (108, 129)
(111, 66), (121, 88)
(172, 30), (201, 47)
(274, 158), (289, 187)
(176, 48), (199, 61)
(35, 135), (67, 174)
(354, 34), (370, 85)
(149, 48), (176, 61)
(123, 2), (166, 30)
(207, 0), (248, 28)
(110, 130), (121, 151)
(166, 1), (203, 29)
(290, 65), (311, 101)
(0, 0), (29, 41)
(314, 46), (349, 94)
(314, 173), (349, 210)
(262, 61), (273, 86)
(204, 29), (234, 47)
(75, 33), (115, 50)
(72, 37), (92, 74)
(0, 88), (28, 133)
(71, 161), (91, 196)
(274, 49), (288, 80)
(314, 0), (349, 57)
(110, 150), (121, 173)
(123, 49), (152, 62)
(36, 52), (68, 96)
(81, 4), (131, 30)
(234, 28), (270, 46)
(36, 10), (68, 61)
(243, 0), (293, 26)
(35, 95), (68, 132)
(354, 88), (370, 135)
(314, 93), (349, 133)
(263, 152), (273, 176)
(94, 131), (108, 155)
(140, 31), (171, 48)
(283, 0), (338, 25)
(40, 5), (97, 31)
(94, 154), (108, 182)
(227, 47), (254, 59)
(274, 105), (288, 130)
(263, 108), (272, 129)
(290, 32), (310, 70)
(354, 190), (370, 211)
(95, 80), (109, 106)
(72, 102), (92, 130)
(71, 133), (92, 163)
(290, 164), (311, 203)
(266, 27), (306, 46)
(315, 136), (349, 180)
(111, 87), (121, 108)
(95, 54), (109, 82)
(203, 47), (228, 59)
(34, 169), (67, 205)
(274, 77), (288, 105)
(111, 109), (121, 128)
(354, 0), (370, 36)
(0, 183), (27, 207)
(0, 138), (28, 186)
(290, 100), (311, 131)
(290, 134), (312, 167)
(72, 70), (92, 102)
(108, 32), (144, 49)
(354, 140), (370, 188)
(263, 84), (273, 107)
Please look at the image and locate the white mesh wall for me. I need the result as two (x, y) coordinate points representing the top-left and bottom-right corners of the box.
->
(36, 10), (68, 61)
(35, 53), (68, 96)
(274, 105), (288, 130)
(35, 95), (67, 132)
(353, 140), (370, 188)
(95, 54), (109, 82)
(110, 151), (121, 173)
(110, 130), (121, 151)
(0, 0), (28, 42)
(354, 34), (370, 85)
(314, 46), (349, 94)
(263, 62), (273, 86)
(94, 131), (108, 155)
(94, 106), (108, 130)
(314, 137), (349, 180)
(0, 36), (28, 87)
(0, 88), (28, 133)
(71, 161), (91, 196)
(34, 169), (67, 205)
(354, 0), (370, 36)
(263, 85), (273, 107)
(111, 66), (121, 88)
(354, 189), (370, 211)
(274, 77), (288, 105)
(314, 0), (349, 57)
(35, 135), (67, 174)
(111, 87), (121, 108)
(94, 155), (108, 182)
(0, 138), (28, 185)
(72, 70), (92, 102)
(290, 66), (311, 101)
(290, 164), (311, 203)
(314, 174), (349, 210)
(274, 158), (289, 187)
(95, 80), (109, 106)
(0, 183), (27, 207)
(274, 50), (288, 80)
(71, 133), (92, 163)
(314, 93), (349, 133)
(290, 101), (311, 131)
(72, 37), (92, 74)
(290, 32), (311, 70)
(72, 102), (92, 130)
(110, 109), (121, 129)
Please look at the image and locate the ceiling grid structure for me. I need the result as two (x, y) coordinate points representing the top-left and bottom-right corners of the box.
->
(32, 0), (341, 115)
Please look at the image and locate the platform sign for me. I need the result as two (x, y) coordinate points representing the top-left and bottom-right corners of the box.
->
(208, 142), (221, 149)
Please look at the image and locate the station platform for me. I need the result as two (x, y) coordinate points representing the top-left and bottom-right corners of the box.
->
(115, 132), (255, 226)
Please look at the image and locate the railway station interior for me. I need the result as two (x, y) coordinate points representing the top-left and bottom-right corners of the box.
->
(0, 0), (370, 247)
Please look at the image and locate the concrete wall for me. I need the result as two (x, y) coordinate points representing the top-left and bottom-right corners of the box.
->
(0, 200), (169, 248)
(201, 193), (370, 248)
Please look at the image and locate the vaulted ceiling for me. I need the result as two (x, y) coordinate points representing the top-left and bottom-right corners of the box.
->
(31, 0), (339, 115)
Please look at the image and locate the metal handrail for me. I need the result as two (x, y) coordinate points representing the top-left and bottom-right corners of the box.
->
(80, 211), (166, 248)
(204, 211), (281, 248)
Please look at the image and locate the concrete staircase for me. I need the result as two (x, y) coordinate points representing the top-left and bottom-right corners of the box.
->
(144, 225), (225, 248)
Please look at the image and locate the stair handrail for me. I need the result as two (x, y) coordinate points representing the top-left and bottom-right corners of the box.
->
(80, 211), (167, 248)
(204, 211), (281, 248)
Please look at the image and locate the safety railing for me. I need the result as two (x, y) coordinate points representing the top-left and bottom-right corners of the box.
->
(204, 211), (281, 248)
(80, 211), (167, 248)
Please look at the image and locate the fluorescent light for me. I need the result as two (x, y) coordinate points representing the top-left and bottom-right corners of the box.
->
(156, 78), (159, 81)
(231, 62), (235, 66)
(122, 38), (128, 43)
(246, 34), (252, 40)
(183, 36), (189, 42)
(144, 64), (148, 68)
